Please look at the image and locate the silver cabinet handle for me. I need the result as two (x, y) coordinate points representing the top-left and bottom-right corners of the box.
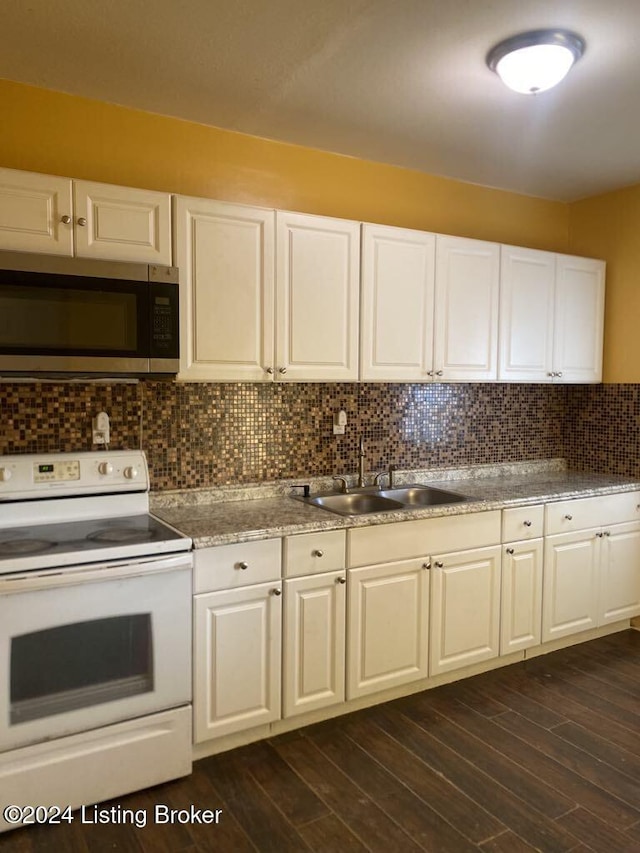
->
(77, 217), (87, 227)
(426, 370), (434, 377)
(313, 549), (324, 557)
(423, 562), (431, 570)
(271, 588), (282, 596)
(506, 547), (515, 555)
(435, 370), (444, 377)
(278, 367), (287, 375)
(596, 532), (603, 538)
(547, 372), (554, 377)
(236, 561), (248, 570)
(564, 514), (573, 521)
(435, 561), (444, 568)
(603, 530), (610, 537)
(60, 214), (72, 224)
(523, 520), (532, 527)
(556, 371), (563, 378)
(265, 367), (274, 375)
(336, 577), (346, 584)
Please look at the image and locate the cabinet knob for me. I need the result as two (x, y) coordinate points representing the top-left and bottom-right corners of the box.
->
(435, 561), (444, 568)
(278, 367), (287, 375)
(426, 370), (434, 377)
(271, 588), (282, 596)
(603, 530), (610, 537)
(523, 520), (532, 527)
(265, 367), (274, 375)
(564, 514), (573, 521)
(77, 217), (87, 227)
(435, 370), (444, 377)
(422, 562), (431, 570)
(506, 547), (515, 555)
(60, 214), (72, 224)
(556, 371), (563, 378)
(236, 561), (249, 570)
(547, 372), (554, 377)
(312, 549), (324, 557)
(596, 532), (603, 538)
(336, 577), (346, 584)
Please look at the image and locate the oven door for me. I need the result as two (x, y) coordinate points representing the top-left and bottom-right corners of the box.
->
(0, 553), (192, 752)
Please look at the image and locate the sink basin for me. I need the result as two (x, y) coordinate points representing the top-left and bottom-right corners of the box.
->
(303, 492), (405, 516)
(378, 485), (469, 506)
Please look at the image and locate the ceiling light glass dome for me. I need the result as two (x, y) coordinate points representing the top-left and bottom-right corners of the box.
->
(487, 29), (585, 94)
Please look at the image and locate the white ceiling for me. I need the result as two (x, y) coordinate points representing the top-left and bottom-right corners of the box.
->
(2, 0), (639, 202)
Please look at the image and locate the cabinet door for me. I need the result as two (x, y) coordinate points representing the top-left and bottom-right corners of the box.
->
(599, 521), (640, 625)
(360, 223), (435, 381)
(430, 545), (501, 675)
(498, 246), (555, 382)
(73, 181), (171, 264)
(276, 211), (360, 381)
(283, 571), (346, 718)
(0, 167), (73, 255)
(347, 559), (429, 699)
(553, 255), (605, 383)
(542, 530), (600, 642)
(193, 582), (281, 743)
(174, 196), (275, 381)
(500, 539), (543, 654)
(433, 235), (500, 381)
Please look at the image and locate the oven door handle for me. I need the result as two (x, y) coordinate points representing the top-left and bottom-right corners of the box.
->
(0, 552), (193, 594)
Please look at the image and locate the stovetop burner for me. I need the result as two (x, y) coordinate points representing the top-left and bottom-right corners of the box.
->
(0, 538), (55, 555)
(87, 528), (157, 544)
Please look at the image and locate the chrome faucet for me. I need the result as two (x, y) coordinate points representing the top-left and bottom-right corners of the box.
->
(357, 435), (366, 488)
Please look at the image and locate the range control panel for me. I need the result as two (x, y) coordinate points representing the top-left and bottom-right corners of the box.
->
(0, 451), (149, 501)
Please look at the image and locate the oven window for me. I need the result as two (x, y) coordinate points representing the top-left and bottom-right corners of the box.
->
(9, 615), (154, 725)
(0, 284), (138, 352)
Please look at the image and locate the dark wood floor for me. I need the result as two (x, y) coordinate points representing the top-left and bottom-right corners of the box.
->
(3, 629), (640, 852)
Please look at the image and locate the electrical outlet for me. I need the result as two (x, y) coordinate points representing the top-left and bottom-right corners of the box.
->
(92, 411), (110, 445)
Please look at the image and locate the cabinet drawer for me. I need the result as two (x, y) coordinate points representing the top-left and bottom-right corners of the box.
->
(546, 491), (640, 535)
(502, 505), (544, 541)
(194, 538), (281, 593)
(347, 511), (500, 568)
(283, 530), (346, 578)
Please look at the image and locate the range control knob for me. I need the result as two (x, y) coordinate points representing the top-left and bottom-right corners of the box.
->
(124, 466), (139, 480)
(0, 467), (12, 482)
(98, 462), (114, 476)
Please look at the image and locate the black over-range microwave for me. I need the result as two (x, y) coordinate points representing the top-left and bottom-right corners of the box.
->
(0, 250), (179, 376)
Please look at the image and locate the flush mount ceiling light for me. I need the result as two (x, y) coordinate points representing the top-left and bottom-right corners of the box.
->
(487, 29), (585, 94)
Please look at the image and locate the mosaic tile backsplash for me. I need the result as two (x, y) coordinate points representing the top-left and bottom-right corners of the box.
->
(1, 380), (636, 491)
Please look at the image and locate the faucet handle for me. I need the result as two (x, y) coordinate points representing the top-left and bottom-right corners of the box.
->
(291, 483), (311, 498)
(332, 476), (349, 494)
(388, 464), (397, 488)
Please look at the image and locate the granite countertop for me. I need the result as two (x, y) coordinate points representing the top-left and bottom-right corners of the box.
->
(151, 460), (640, 548)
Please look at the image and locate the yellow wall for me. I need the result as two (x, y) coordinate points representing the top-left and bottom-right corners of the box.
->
(0, 79), (569, 251)
(569, 185), (640, 382)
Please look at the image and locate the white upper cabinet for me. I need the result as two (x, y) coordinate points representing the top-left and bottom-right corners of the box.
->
(499, 246), (605, 383)
(434, 236), (500, 381)
(73, 181), (171, 264)
(360, 223), (436, 381)
(276, 211), (360, 381)
(553, 254), (605, 383)
(499, 246), (555, 382)
(0, 167), (171, 263)
(0, 167), (73, 255)
(174, 196), (275, 382)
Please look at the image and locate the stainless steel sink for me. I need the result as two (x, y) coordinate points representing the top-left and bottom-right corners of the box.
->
(303, 492), (405, 516)
(378, 485), (469, 506)
(294, 483), (470, 516)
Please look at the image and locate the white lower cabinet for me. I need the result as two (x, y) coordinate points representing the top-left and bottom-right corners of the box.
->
(347, 559), (430, 699)
(430, 545), (502, 675)
(543, 529), (600, 642)
(193, 581), (282, 742)
(598, 521), (640, 625)
(500, 539), (543, 654)
(283, 571), (346, 718)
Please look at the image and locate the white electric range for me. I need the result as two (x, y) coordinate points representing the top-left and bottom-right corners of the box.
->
(0, 450), (193, 833)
